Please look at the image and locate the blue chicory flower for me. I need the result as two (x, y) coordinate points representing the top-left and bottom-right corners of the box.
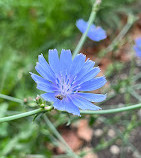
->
(76, 19), (107, 41)
(30, 49), (107, 116)
(134, 38), (141, 58)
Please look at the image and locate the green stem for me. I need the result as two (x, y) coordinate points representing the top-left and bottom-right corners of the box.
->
(0, 108), (51, 123)
(80, 103), (141, 114)
(72, 0), (102, 59)
(0, 103), (141, 123)
(98, 14), (138, 58)
(0, 93), (23, 104)
(43, 115), (79, 158)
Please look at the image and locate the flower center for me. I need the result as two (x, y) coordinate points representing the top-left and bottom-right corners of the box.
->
(57, 75), (72, 95)
(55, 74), (81, 100)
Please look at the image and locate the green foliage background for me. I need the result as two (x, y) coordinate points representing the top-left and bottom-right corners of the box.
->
(0, 0), (140, 157)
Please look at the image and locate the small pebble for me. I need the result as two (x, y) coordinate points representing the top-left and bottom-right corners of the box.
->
(94, 129), (103, 137)
(110, 145), (120, 155)
(108, 129), (116, 138)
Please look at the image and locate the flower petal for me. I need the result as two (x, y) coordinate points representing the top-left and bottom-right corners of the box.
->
(134, 46), (141, 58)
(41, 93), (56, 102)
(76, 19), (88, 33)
(79, 76), (107, 91)
(75, 67), (100, 85)
(30, 72), (57, 93)
(60, 49), (72, 75)
(70, 53), (86, 77)
(135, 38), (141, 46)
(53, 98), (80, 116)
(74, 59), (95, 82)
(77, 93), (106, 102)
(38, 54), (55, 81)
(76, 19), (106, 41)
(48, 49), (60, 74)
(37, 82), (58, 92)
(30, 72), (51, 84)
(35, 63), (51, 80)
(88, 27), (107, 41)
(69, 94), (101, 110)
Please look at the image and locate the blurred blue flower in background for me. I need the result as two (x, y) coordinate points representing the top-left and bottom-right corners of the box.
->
(30, 49), (106, 116)
(76, 19), (107, 41)
(134, 38), (141, 58)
